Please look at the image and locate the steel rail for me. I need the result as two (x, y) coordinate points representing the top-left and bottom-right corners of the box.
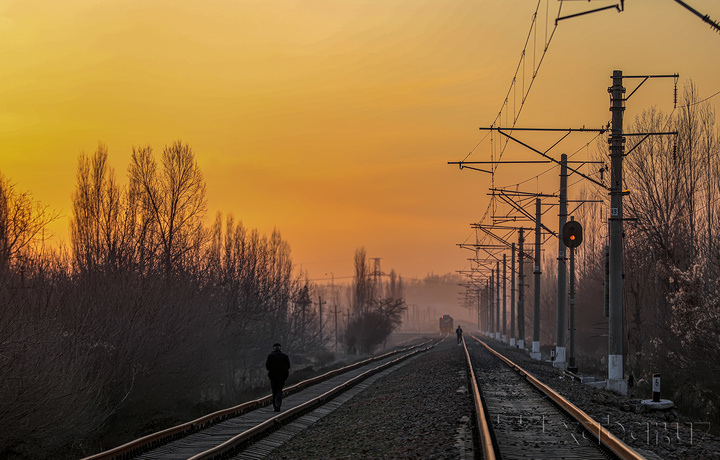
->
(470, 335), (646, 460)
(188, 340), (442, 460)
(82, 339), (434, 460)
(461, 337), (496, 460)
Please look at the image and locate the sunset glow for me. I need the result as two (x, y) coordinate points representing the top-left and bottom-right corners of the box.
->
(1, 0), (718, 280)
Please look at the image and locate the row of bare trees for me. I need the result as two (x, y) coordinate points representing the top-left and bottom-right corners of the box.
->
(0, 142), (325, 458)
(71, 142), (208, 277)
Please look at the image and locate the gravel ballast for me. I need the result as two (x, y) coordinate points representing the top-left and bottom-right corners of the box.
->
(481, 338), (720, 460)
(261, 335), (720, 459)
(265, 339), (473, 460)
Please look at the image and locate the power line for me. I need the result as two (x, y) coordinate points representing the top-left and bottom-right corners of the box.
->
(492, 0), (565, 168)
(309, 275), (354, 282)
(455, 1), (566, 236)
(688, 89), (720, 106)
(498, 129), (606, 190)
(458, 1), (565, 165)
(673, 0), (720, 34)
(637, 193), (720, 231)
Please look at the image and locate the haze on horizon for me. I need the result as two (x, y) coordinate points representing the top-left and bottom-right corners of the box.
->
(1, 0), (718, 281)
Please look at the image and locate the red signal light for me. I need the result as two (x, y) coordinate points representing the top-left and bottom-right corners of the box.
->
(562, 220), (583, 248)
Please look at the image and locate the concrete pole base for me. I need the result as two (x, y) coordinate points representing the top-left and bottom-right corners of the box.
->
(531, 341), (541, 359)
(606, 378), (628, 396)
(510, 338), (516, 347)
(641, 399), (674, 410)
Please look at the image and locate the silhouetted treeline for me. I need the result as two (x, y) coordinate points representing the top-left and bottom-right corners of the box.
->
(0, 141), (324, 458)
(344, 247), (406, 354)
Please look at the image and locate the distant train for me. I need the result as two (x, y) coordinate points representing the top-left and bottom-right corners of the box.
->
(439, 314), (453, 334)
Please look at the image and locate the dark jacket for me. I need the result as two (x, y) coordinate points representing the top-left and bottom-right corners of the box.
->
(266, 350), (290, 381)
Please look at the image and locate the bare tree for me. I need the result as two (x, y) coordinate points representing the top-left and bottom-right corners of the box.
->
(345, 247), (407, 354)
(128, 141), (207, 277)
(0, 174), (56, 273)
(387, 269), (403, 300)
(71, 144), (133, 273)
(352, 247), (371, 315)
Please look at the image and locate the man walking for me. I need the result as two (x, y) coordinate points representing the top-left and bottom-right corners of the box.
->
(456, 325), (463, 344)
(266, 342), (290, 412)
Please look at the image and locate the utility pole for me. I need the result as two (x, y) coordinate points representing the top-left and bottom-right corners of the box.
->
(531, 198), (542, 360)
(518, 229), (525, 350)
(556, 154), (568, 366)
(331, 304), (340, 353)
(496, 260), (501, 340)
(502, 253), (507, 343)
(342, 308), (352, 354)
(604, 245), (610, 317)
(477, 286), (481, 332)
(511, 242), (516, 347)
(318, 295), (326, 340)
(331, 273), (337, 352)
(568, 216), (578, 373)
(487, 276), (493, 337)
(370, 258), (383, 299)
(607, 69), (627, 395)
(605, 70), (676, 394)
(608, 70), (626, 393)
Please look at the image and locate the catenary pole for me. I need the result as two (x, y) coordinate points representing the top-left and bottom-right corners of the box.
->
(477, 286), (481, 332)
(511, 243), (516, 347)
(568, 218), (578, 373)
(318, 295), (325, 339)
(496, 260), (501, 340)
(333, 304), (339, 353)
(518, 229), (526, 349)
(531, 198), (542, 360)
(502, 253), (507, 343)
(489, 270), (494, 337)
(489, 278), (492, 336)
(556, 154), (568, 365)
(608, 70), (627, 395)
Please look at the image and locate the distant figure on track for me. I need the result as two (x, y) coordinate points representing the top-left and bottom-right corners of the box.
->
(456, 325), (463, 344)
(266, 343), (291, 412)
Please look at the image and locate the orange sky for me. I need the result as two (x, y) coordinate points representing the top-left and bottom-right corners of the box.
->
(1, 0), (719, 281)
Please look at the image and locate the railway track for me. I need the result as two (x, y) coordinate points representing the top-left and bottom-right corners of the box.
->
(83, 338), (440, 460)
(464, 335), (646, 460)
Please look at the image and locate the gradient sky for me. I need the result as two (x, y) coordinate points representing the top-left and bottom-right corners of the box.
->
(1, 0), (719, 281)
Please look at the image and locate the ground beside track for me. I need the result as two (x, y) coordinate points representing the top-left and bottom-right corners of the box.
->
(265, 339), (473, 460)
